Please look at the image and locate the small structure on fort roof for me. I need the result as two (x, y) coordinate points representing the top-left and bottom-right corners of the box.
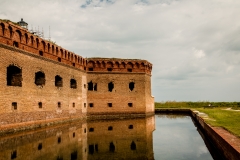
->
(17, 18), (28, 29)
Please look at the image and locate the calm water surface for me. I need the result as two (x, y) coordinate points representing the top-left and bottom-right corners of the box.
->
(0, 115), (218, 160)
(153, 114), (213, 160)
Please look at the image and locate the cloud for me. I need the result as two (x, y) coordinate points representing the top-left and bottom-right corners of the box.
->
(1, 0), (240, 101)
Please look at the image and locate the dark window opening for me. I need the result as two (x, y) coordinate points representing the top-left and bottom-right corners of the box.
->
(35, 71), (45, 86)
(84, 67), (86, 70)
(71, 151), (78, 160)
(88, 81), (93, 90)
(38, 102), (42, 108)
(94, 84), (97, 91)
(89, 103), (94, 107)
(84, 128), (86, 133)
(11, 150), (17, 159)
(88, 81), (97, 91)
(72, 63), (75, 67)
(108, 126), (113, 131)
(12, 102), (17, 110)
(129, 125), (133, 129)
(39, 51), (43, 56)
(70, 79), (77, 89)
(7, 65), (22, 87)
(58, 57), (61, 62)
(88, 68), (93, 71)
(84, 84), (86, 88)
(89, 128), (94, 132)
(95, 144), (98, 152)
(58, 102), (61, 108)
(108, 82), (114, 92)
(58, 137), (61, 144)
(129, 82), (135, 91)
(55, 75), (63, 87)
(38, 143), (42, 150)
(128, 68), (132, 72)
(73, 132), (75, 137)
(57, 156), (63, 160)
(131, 141), (136, 150)
(73, 103), (75, 108)
(109, 142), (115, 152)
(13, 41), (19, 48)
(128, 103), (133, 107)
(108, 103), (112, 107)
(107, 68), (112, 71)
(89, 145), (94, 155)
(84, 103), (86, 108)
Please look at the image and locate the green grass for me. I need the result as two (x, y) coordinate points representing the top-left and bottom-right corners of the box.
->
(155, 102), (240, 137)
(196, 108), (240, 137)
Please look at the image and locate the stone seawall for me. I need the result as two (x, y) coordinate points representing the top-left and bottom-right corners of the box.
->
(155, 108), (240, 160)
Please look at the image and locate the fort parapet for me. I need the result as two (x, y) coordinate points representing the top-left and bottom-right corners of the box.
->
(0, 19), (154, 133)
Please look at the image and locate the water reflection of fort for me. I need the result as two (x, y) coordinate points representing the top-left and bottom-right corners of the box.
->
(0, 116), (155, 160)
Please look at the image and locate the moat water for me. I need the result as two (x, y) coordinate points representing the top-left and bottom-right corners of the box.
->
(0, 114), (221, 160)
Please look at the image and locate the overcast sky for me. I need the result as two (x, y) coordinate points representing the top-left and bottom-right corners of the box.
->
(1, 0), (240, 102)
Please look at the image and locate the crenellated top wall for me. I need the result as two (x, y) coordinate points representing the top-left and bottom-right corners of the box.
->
(0, 19), (87, 71)
(86, 58), (152, 74)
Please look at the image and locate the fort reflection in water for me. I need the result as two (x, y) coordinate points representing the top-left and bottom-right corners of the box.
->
(0, 115), (218, 160)
(0, 116), (155, 160)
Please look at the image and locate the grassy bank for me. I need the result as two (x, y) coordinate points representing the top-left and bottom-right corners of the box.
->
(155, 101), (240, 137)
(155, 101), (240, 109)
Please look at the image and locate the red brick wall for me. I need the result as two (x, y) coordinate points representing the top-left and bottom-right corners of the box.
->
(0, 44), (86, 125)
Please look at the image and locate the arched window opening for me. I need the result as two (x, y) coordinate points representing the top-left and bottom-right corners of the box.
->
(7, 65), (22, 87)
(115, 62), (120, 68)
(16, 30), (22, 42)
(109, 142), (115, 152)
(60, 49), (63, 57)
(102, 61), (105, 68)
(75, 55), (77, 62)
(135, 63), (140, 68)
(68, 52), (70, 60)
(56, 47), (59, 55)
(55, 75), (63, 87)
(41, 41), (45, 51)
(70, 79), (77, 89)
(30, 36), (34, 46)
(129, 82), (135, 91)
(52, 45), (54, 54)
(24, 33), (28, 44)
(131, 141), (136, 150)
(47, 43), (50, 52)
(8, 26), (12, 38)
(36, 38), (39, 48)
(88, 81), (97, 91)
(35, 71), (45, 86)
(0, 23), (5, 36)
(120, 62), (125, 68)
(108, 82), (114, 92)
